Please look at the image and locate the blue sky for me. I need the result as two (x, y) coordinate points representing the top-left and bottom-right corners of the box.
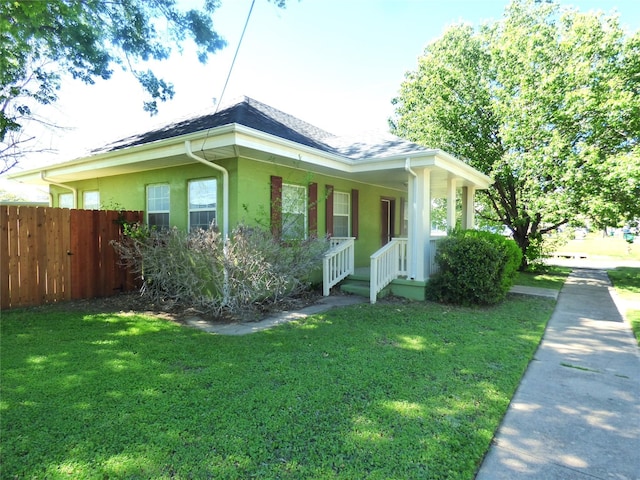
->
(15, 0), (640, 172)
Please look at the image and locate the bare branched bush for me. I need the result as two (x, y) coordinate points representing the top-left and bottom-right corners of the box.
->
(111, 223), (329, 317)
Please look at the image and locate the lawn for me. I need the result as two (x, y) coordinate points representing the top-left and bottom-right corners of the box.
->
(515, 266), (571, 290)
(553, 232), (640, 261)
(1, 296), (555, 479)
(608, 267), (640, 344)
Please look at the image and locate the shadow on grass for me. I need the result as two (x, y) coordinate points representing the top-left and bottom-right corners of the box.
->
(1, 297), (554, 479)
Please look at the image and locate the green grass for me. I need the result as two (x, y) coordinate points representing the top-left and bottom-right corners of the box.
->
(607, 267), (640, 344)
(554, 233), (640, 261)
(514, 266), (571, 291)
(1, 297), (554, 479)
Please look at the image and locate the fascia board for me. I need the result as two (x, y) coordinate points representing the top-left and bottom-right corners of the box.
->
(3, 170), (46, 184)
(226, 127), (494, 190)
(5, 126), (238, 184)
(231, 125), (356, 172)
(7, 145), (192, 184)
(351, 155), (437, 173)
(433, 154), (493, 188)
(5, 121), (492, 190)
(351, 150), (493, 189)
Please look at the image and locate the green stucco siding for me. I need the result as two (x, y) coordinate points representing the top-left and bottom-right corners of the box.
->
(235, 157), (406, 267)
(50, 161), (232, 231)
(50, 155), (406, 267)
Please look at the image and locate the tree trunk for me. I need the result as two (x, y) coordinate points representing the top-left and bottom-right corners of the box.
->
(512, 229), (530, 271)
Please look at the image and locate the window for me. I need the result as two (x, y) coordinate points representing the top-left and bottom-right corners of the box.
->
(325, 186), (358, 239)
(59, 193), (73, 209)
(83, 191), (100, 210)
(189, 179), (217, 230)
(282, 184), (307, 239)
(333, 191), (350, 237)
(147, 184), (170, 228)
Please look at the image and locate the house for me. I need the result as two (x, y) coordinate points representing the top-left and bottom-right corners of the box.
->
(6, 97), (492, 303)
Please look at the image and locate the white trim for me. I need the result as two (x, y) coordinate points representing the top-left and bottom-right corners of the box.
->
(146, 183), (170, 228)
(188, 178), (217, 231)
(59, 192), (74, 209)
(5, 123), (492, 191)
(83, 190), (100, 210)
(281, 183), (308, 239)
(332, 190), (351, 237)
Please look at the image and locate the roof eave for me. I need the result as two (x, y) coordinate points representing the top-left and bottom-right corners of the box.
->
(4, 123), (492, 190)
(352, 149), (493, 189)
(4, 125), (239, 185)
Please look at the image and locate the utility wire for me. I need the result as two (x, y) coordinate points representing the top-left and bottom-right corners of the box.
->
(216, 0), (255, 115)
(201, 0), (256, 153)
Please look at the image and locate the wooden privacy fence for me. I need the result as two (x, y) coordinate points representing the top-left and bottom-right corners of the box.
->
(1, 206), (144, 310)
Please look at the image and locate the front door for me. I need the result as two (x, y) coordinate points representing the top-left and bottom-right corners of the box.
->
(380, 198), (395, 246)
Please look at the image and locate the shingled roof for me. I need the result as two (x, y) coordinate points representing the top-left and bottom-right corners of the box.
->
(94, 96), (430, 161)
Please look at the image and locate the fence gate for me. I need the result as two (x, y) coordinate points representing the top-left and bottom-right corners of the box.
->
(1, 206), (143, 310)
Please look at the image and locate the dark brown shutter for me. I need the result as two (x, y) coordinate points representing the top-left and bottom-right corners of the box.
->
(308, 182), (317, 238)
(400, 197), (406, 236)
(271, 176), (282, 239)
(325, 185), (334, 237)
(351, 188), (359, 239)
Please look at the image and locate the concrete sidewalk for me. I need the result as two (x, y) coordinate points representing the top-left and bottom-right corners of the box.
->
(476, 268), (640, 479)
(185, 286), (556, 336)
(184, 294), (367, 335)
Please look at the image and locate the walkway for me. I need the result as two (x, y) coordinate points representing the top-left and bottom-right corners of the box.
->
(184, 294), (367, 335)
(475, 268), (640, 479)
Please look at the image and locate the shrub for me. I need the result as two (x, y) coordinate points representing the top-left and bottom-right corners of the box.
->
(222, 225), (328, 313)
(112, 223), (329, 316)
(427, 229), (522, 305)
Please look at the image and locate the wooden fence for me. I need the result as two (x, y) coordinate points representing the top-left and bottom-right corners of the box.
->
(1, 206), (144, 310)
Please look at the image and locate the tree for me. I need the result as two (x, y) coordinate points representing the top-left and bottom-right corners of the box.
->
(391, 0), (640, 268)
(0, 0), (287, 174)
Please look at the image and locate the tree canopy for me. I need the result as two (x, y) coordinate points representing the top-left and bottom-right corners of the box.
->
(0, 0), (286, 173)
(391, 0), (640, 268)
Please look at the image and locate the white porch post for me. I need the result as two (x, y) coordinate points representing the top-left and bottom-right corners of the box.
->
(462, 186), (476, 229)
(447, 176), (457, 231)
(408, 168), (431, 282)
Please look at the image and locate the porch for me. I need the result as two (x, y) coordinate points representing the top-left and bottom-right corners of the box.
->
(322, 236), (446, 303)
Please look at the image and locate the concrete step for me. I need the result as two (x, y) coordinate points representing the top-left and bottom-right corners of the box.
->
(340, 282), (370, 297)
(339, 276), (391, 299)
(347, 273), (371, 282)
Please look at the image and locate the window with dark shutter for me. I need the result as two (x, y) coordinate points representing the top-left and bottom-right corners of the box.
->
(308, 182), (317, 237)
(281, 184), (307, 240)
(351, 188), (359, 239)
(325, 184), (334, 237)
(333, 191), (350, 237)
(271, 176), (283, 238)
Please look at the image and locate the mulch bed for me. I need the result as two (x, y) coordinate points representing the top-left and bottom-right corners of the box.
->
(21, 288), (326, 325)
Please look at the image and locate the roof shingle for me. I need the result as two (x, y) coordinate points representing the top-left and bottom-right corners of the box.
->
(94, 96), (430, 160)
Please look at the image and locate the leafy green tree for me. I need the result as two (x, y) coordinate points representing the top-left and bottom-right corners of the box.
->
(0, 0), (286, 173)
(391, 0), (640, 268)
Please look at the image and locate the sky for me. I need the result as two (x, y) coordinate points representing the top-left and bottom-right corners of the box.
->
(6, 0), (640, 195)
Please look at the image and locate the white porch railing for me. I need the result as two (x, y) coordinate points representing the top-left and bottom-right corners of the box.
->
(369, 238), (408, 304)
(322, 237), (355, 296)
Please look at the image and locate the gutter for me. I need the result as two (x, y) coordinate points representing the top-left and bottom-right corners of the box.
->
(185, 140), (230, 306)
(404, 158), (418, 280)
(40, 172), (77, 208)
(184, 140), (229, 240)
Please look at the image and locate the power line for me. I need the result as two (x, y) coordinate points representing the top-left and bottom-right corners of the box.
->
(201, 0), (256, 154)
(215, 0), (256, 114)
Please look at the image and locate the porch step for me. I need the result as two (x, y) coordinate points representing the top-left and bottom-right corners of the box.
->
(339, 275), (391, 299)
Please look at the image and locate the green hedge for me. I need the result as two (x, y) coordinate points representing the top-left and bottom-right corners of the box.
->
(427, 229), (522, 305)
